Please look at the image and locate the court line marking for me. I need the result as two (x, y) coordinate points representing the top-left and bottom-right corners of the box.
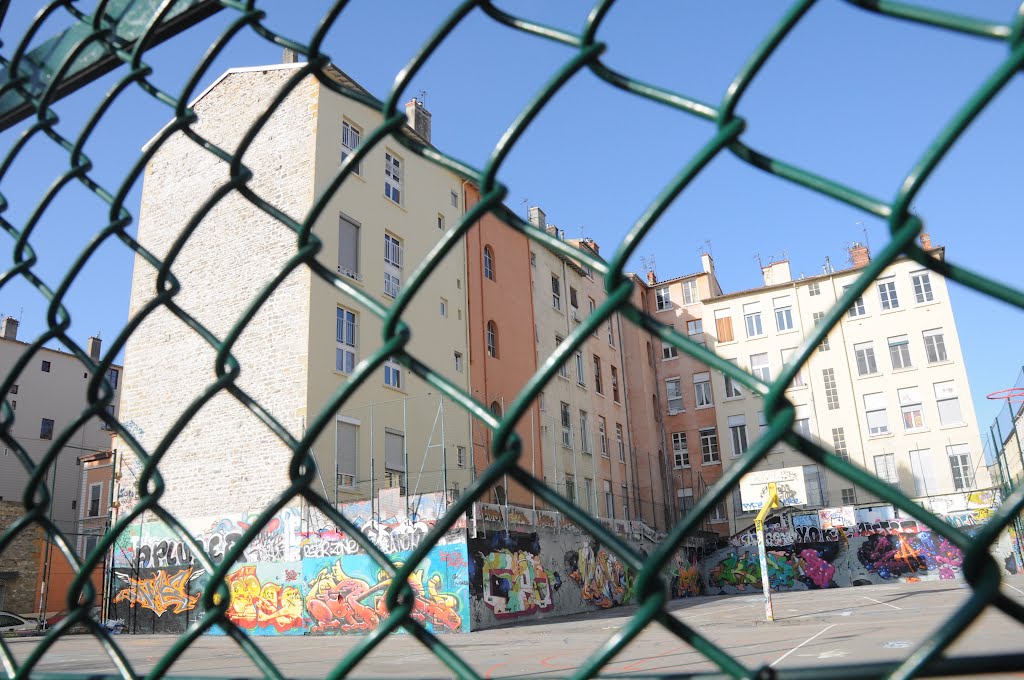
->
(770, 624), (837, 668)
(1005, 583), (1024, 597)
(863, 596), (902, 610)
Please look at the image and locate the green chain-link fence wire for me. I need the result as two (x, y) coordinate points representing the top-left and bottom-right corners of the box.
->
(1, 0), (1024, 678)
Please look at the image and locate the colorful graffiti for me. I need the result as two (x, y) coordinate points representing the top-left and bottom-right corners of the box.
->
(670, 551), (703, 598)
(304, 555), (466, 634)
(856, 532), (963, 580)
(481, 550), (554, 618)
(708, 543), (841, 593)
(224, 565), (304, 634)
(567, 544), (632, 608)
(113, 567), (202, 616)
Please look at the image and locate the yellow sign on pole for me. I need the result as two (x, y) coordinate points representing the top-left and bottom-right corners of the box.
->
(754, 481), (780, 622)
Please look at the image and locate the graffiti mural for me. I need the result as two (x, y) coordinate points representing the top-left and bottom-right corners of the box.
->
(566, 543), (633, 608)
(480, 551), (553, 618)
(303, 549), (469, 635)
(223, 564), (305, 634)
(113, 566), (202, 616)
(671, 550), (703, 598)
(854, 532), (963, 580)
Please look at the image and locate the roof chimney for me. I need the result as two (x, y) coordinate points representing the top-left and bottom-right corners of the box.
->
(87, 336), (101, 361)
(528, 206), (546, 230)
(282, 47), (300, 64)
(647, 270), (657, 285)
(849, 242), (870, 268)
(919, 232), (932, 250)
(405, 98), (431, 144)
(1, 316), (17, 341)
(761, 260), (792, 286)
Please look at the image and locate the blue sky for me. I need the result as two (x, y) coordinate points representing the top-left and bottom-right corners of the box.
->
(1, 1), (1021, 437)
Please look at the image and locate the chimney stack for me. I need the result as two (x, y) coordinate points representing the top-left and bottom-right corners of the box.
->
(1, 316), (17, 340)
(849, 242), (870, 268)
(282, 47), (300, 64)
(87, 336), (101, 361)
(647, 270), (657, 286)
(405, 99), (431, 144)
(920, 232), (932, 250)
(761, 260), (792, 286)
(528, 206), (546, 230)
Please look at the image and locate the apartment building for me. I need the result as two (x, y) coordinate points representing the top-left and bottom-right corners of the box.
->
(0, 316), (120, 613)
(117, 60), (472, 520)
(701, 240), (990, 534)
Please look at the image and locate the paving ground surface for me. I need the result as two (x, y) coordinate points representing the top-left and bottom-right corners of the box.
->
(12, 576), (1024, 678)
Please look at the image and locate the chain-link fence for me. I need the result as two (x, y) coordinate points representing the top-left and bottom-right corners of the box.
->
(2, 1), (1024, 678)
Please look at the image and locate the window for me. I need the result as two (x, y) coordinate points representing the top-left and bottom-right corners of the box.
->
(693, 372), (712, 407)
(877, 279), (900, 310)
(662, 330), (678, 360)
(565, 474), (576, 503)
(551, 275), (561, 310)
(898, 387), (925, 431)
(912, 271), (934, 303)
(440, 298), (448, 317)
(714, 309), (735, 343)
(687, 319), (703, 336)
(700, 428), (719, 463)
(728, 415), (748, 457)
(337, 215), (361, 280)
(589, 299), (598, 337)
(803, 464), (826, 507)
(611, 366), (620, 402)
(923, 329), (947, 363)
(457, 446), (466, 468)
(774, 296), (794, 331)
(947, 444), (976, 490)
(336, 421), (358, 486)
(383, 233), (403, 298)
(593, 355), (603, 394)
(934, 381), (964, 426)
(874, 453), (899, 486)
(845, 286), (866, 318)
(808, 282), (821, 296)
(841, 488), (857, 505)
(599, 417), (608, 457)
(84, 534), (98, 558)
(794, 404), (811, 438)
(41, 360), (50, 373)
(530, 251), (536, 267)
(583, 478), (593, 512)
(604, 480), (615, 519)
(909, 449), (937, 496)
(384, 358), (402, 389)
(672, 432), (689, 468)
(709, 500), (728, 523)
(9, 385), (16, 394)
(812, 312), (830, 352)
(569, 287), (579, 311)
(616, 423), (625, 461)
(864, 392), (889, 436)
(486, 321), (498, 358)
(106, 369), (119, 389)
(782, 348), (806, 388)
(823, 368), (839, 410)
(336, 308), (357, 373)
(560, 402), (572, 447)
(607, 317), (615, 347)
(580, 411), (591, 454)
(341, 120), (361, 173)
(384, 150), (402, 203)
(683, 280), (699, 305)
(556, 336), (568, 378)
(483, 246), (495, 280)
(438, 214), (445, 231)
(832, 427), (849, 461)
(678, 488), (695, 514)
(454, 352), (463, 373)
(743, 302), (763, 337)
(40, 417), (54, 440)
(451, 189), (458, 207)
(854, 341), (878, 376)
(88, 483), (102, 517)
(575, 351), (585, 386)
(888, 335), (912, 370)
(666, 378), (683, 413)
(724, 360), (743, 399)
(655, 286), (672, 311)
(750, 353), (770, 383)
(490, 401), (502, 417)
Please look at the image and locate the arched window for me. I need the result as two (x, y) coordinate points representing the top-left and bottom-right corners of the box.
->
(646, 341), (654, 367)
(489, 400), (502, 417)
(494, 484), (506, 505)
(483, 246), (495, 280)
(641, 290), (648, 310)
(486, 321), (498, 358)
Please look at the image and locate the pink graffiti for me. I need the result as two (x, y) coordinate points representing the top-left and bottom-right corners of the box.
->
(799, 548), (834, 589)
(438, 550), (467, 570)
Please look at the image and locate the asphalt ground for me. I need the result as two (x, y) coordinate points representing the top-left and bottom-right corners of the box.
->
(13, 576), (1024, 678)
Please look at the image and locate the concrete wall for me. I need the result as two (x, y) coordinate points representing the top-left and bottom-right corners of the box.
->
(111, 489), (470, 635)
(0, 501), (42, 614)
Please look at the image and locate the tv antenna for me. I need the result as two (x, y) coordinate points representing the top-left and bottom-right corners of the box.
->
(855, 220), (869, 251)
(417, 89), (427, 106)
(640, 254), (656, 276)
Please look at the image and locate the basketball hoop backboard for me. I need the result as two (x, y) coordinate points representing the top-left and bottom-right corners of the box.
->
(739, 467), (807, 512)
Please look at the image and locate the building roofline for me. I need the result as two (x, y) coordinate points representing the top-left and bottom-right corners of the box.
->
(0, 336), (123, 368)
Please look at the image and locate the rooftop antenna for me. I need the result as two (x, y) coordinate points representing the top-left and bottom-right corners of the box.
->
(577, 225), (585, 239)
(703, 239), (713, 257)
(417, 89), (427, 106)
(520, 198), (528, 217)
(753, 253), (764, 269)
(855, 220), (869, 251)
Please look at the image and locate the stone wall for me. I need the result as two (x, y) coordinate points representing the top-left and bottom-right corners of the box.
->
(0, 500), (41, 614)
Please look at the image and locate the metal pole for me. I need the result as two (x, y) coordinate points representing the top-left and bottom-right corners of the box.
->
(531, 408), (537, 518)
(369, 405), (375, 519)
(755, 482), (780, 622)
(403, 397), (409, 514)
(440, 394), (447, 510)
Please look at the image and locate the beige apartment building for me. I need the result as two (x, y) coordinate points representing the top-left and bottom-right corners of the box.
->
(117, 60), (472, 519)
(703, 241), (990, 533)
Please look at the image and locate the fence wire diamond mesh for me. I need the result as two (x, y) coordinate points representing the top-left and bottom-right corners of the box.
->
(1, 1), (1024, 679)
